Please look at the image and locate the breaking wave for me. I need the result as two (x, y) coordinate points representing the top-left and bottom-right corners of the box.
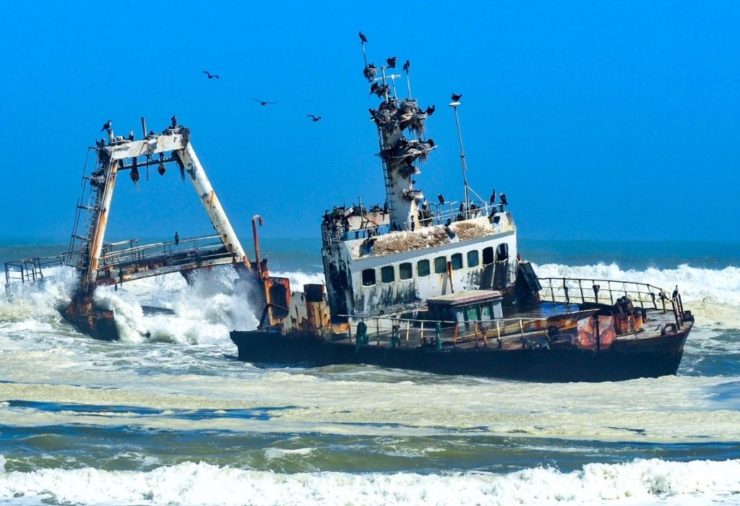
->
(0, 458), (738, 505)
(1, 261), (739, 344)
(534, 262), (740, 329)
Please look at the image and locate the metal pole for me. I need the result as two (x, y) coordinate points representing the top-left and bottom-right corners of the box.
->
(450, 103), (470, 218)
(252, 215), (263, 268)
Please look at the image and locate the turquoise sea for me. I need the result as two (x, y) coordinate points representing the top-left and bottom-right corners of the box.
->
(0, 238), (738, 505)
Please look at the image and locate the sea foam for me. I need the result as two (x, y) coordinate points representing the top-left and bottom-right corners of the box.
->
(2, 262), (739, 346)
(0, 458), (738, 505)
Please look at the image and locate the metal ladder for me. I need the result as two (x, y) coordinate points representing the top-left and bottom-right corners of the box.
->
(66, 159), (107, 270)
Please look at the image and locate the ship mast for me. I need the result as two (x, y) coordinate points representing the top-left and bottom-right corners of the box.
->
(449, 97), (471, 219)
(363, 43), (435, 232)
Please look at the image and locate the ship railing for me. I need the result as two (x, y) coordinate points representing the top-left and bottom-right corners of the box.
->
(429, 200), (502, 226)
(327, 200), (511, 243)
(540, 277), (690, 331)
(538, 277), (663, 309)
(95, 234), (227, 270)
(338, 314), (559, 349)
(4, 254), (69, 288)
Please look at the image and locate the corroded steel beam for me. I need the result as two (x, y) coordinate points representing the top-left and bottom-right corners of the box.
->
(101, 132), (187, 160)
(175, 142), (250, 268)
(81, 159), (119, 293)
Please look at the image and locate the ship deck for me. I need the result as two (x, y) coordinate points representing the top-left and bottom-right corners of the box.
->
(320, 302), (689, 353)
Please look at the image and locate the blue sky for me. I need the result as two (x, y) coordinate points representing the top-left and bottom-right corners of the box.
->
(1, 1), (738, 242)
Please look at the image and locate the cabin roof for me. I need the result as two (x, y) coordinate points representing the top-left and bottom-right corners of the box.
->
(347, 215), (513, 260)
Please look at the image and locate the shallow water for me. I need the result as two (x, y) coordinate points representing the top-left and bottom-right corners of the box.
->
(0, 241), (738, 505)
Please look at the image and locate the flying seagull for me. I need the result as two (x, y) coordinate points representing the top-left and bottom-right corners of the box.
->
(307, 114), (322, 122)
(252, 98), (277, 106)
(386, 56), (397, 68)
(403, 59), (410, 73)
(451, 93), (463, 102)
(100, 120), (112, 131)
(202, 70), (220, 79)
(359, 31), (368, 44)
(425, 105), (436, 115)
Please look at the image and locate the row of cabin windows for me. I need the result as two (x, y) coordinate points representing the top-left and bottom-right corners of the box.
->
(361, 244), (509, 286)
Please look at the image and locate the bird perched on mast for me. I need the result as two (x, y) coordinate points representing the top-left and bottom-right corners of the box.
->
(363, 63), (377, 82)
(403, 59), (410, 73)
(451, 93), (463, 102)
(359, 31), (369, 66)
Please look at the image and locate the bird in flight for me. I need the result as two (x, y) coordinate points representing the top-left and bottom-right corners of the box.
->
(451, 93), (463, 102)
(386, 56), (397, 68)
(403, 59), (410, 73)
(252, 98), (277, 106)
(202, 70), (220, 79)
(425, 105), (436, 115)
(359, 31), (368, 44)
(307, 114), (322, 122)
(100, 120), (112, 131)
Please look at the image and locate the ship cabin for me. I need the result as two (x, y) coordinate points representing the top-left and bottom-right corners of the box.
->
(317, 60), (526, 324)
(426, 290), (504, 330)
(321, 203), (519, 322)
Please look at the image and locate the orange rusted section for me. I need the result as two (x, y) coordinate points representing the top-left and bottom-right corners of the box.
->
(83, 160), (119, 293)
(598, 315), (617, 349)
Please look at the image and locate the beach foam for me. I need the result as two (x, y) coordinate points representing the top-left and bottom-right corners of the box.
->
(0, 458), (738, 505)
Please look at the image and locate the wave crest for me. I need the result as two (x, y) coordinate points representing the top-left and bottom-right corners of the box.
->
(0, 458), (738, 505)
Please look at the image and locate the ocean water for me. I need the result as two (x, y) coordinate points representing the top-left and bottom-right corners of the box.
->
(0, 239), (738, 505)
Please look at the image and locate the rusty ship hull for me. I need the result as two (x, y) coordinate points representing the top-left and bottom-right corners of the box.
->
(230, 322), (690, 383)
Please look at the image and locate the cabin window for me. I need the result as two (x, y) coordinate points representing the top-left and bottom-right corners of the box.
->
(361, 268), (376, 286)
(467, 250), (479, 268)
(381, 265), (395, 283)
(451, 253), (463, 270)
(482, 247), (494, 265)
(481, 304), (492, 322)
(417, 259), (430, 277)
(399, 262), (413, 280)
(434, 256), (447, 274)
(467, 306), (479, 322)
(497, 243), (509, 261)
